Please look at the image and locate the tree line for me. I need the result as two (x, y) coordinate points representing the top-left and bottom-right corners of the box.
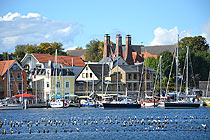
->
(145, 36), (210, 92)
(1, 42), (66, 63)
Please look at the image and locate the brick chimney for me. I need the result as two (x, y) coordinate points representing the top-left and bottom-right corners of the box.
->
(115, 34), (123, 57)
(103, 34), (110, 58)
(125, 35), (134, 65)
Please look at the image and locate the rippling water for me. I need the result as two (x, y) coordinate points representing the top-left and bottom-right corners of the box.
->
(0, 107), (209, 140)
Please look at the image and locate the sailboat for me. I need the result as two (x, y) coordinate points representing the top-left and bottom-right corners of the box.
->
(50, 50), (69, 108)
(102, 56), (141, 109)
(140, 58), (159, 107)
(165, 45), (200, 109)
(103, 88), (141, 109)
(0, 54), (23, 110)
(203, 71), (210, 106)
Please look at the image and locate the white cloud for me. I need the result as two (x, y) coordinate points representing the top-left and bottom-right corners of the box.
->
(150, 26), (191, 46)
(0, 12), (82, 53)
(201, 19), (210, 44)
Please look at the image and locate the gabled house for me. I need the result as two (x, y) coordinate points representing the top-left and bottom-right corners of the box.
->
(75, 64), (109, 96)
(0, 60), (27, 99)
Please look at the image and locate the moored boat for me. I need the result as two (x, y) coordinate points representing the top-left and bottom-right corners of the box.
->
(165, 101), (200, 109)
(0, 100), (23, 110)
(103, 95), (141, 109)
(50, 99), (69, 108)
(80, 99), (96, 107)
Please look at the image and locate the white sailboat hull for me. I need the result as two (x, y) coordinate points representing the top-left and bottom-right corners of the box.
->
(50, 101), (69, 108)
(0, 104), (24, 110)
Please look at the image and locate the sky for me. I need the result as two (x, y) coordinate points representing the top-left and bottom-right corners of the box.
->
(0, 0), (210, 53)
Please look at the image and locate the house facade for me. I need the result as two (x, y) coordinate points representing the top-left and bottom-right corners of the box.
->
(21, 53), (85, 94)
(75, 64), (109, 96)
(111, 64), (155, 99)
(32, 68), (75, 102)
(0, 60), (27, 99)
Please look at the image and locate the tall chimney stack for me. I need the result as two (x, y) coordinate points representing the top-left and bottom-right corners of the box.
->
(103, 34), (110, 58)
(115, 34), (123, 57)
(125, 35), (134, 65)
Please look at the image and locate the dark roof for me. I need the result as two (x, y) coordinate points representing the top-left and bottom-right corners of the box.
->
(65, 44), (177, 58)
(118, 64), (155, 73)
(66, 49), (86, 57)
(141, 44), (177, 55)
(88, 64), (109, 79)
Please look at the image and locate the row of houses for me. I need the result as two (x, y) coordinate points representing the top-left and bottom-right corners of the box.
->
(1, 34), (209, 102)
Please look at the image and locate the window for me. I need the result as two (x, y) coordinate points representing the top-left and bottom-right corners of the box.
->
(46, 82), (49, 88)
(86, 73), (88, 78)
(10, 73), (14, 81)
(41, 81), (44, 88)
(128, 74), (132, 79)
(147, 73), (150, 79)
(82, 73), (85, 78)
(128, 83), (132, 90)
(65, 81), (70, 88)
(134, 73), (137, 79)
(8, 83), (13, 91)
(17, 73), (22, 80)
(18, 83), (23, 91)
(147, 83), (150, 89)
(90, 73), (92, 78)
(86, 67), (88, 70)
(79, 86), (83, 91)
(134, 83), (137, 90)
(56, 81), (60, 88)
(118, 86), (120, 91)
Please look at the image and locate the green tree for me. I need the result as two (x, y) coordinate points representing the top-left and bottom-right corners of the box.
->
(178, 36), (210, 87)
(2, 52), (8, 60)
(84, 40), (104, 62)
(75, 47), (83, 50)
(14, 45), (27, 63)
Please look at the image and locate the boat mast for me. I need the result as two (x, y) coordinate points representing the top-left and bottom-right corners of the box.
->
(159, 56), (162, 98)
(55, 49), (57, 99)
(206, 71), (210, 97)
(176, 35), (179, 101)
(102, 63), (104, 95)
(186, 46), (189, 96)
(7, 53), (10, 98)
(145, 58), (147, 101)
(117, 56), (119, 101)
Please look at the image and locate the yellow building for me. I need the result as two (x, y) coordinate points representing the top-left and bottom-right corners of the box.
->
(32, 68), (75, 102)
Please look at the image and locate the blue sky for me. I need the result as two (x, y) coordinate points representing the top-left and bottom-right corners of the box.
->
(0, 0), (210, 53)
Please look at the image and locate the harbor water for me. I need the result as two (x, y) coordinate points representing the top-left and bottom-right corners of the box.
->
(0, 107), (209, 140)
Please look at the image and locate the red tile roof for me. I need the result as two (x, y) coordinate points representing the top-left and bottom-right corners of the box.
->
(32, 53), (85, 67)
(0, 60), (16, 76)
(140, 52), (158, 59)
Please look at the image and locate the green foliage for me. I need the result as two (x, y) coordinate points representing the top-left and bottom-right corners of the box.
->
(146, 36), (210, 91)
(159, 51), (174, 78)
(145, 57), (157, 70)
(179, 36), (209, 52)
(178, 36), (210, 87)
(84, 39), (103, 62)
(75, 47), (83, 50)
(2, 52), (8, 60)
